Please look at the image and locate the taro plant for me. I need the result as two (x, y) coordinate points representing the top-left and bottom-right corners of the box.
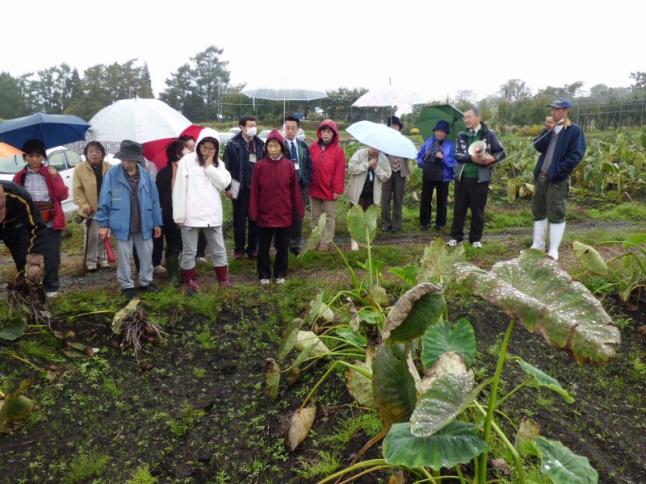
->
(572, 235), (646, 309)
(319, 250), (619, 483)
(0, 380), (35, 432)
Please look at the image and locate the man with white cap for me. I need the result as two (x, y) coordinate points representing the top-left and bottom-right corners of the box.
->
(530, 98), (586, 260)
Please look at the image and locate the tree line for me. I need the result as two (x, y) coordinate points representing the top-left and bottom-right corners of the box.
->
(1, 44), (645, 131)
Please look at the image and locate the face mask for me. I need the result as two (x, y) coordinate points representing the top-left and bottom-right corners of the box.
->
(246, 127), (257, 137)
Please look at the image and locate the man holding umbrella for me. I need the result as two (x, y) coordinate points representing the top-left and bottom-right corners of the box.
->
(0, 181), (46, 288)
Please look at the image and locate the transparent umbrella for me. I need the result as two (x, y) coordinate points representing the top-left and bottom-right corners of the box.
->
(241, 86), (328, 121)
(352, 87), (427, 116)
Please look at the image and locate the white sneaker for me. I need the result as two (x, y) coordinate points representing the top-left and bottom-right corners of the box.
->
(153, 265), (167, 274)
(350, 239), (359, 251)
(45, 291), (58, 299)
(98, 261), (110, 269)
(275, 278), (286, 284)
(447, 239), (459, 247)
(260, 279), (271, 285)
(472, 241), (482, 248)
(197, 257), (208, 264)
(86, 263), (97, 271)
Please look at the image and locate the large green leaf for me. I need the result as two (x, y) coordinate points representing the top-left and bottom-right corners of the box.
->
(0, 318), (27, 341)
(572, 241), (608, 276)
(383, 421), (488, 470)
(418, 239), (466, 286)
(308, 292), (335, 323)
(372, 344), (417, 427)
(421, 319), (476, 370)
(536, 437), (598, 484)
(383, 283), (445, 342)
(454, 250), (620, 364)
(346, 204), (379, 245)
(410, 373), (479, 437)
(512, 357), (574, 403)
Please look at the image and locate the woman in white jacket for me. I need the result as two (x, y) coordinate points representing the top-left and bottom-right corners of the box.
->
(173, 128), (232, 292)
(345, 147), (392, 250)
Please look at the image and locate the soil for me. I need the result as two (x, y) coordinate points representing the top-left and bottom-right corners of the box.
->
(0, 219), (645, 483)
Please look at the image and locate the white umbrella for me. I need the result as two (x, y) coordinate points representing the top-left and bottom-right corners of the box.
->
(346, 121), (418, 159)
(89, 98), (192, 144)
(352, 87), (427, 116)
(241, 86), (328, 120)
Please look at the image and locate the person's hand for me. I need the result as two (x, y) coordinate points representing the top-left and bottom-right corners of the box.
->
(153, 226), (162, 238)
(333, 192), (341, 200)
(435, 151), (444, 160)
(25, 254), (43, 283)
(98, 227), (109, 238)
(224, 191), (233, 199)
(47, 166), (58, 176)
(82, 206), (91, 216)
(482, 154), (496, 166)
(368, 158), (378, 169)
(544, 116), (556, 131)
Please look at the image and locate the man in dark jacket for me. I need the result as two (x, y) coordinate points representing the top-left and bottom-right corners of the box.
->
(283, 115), (311, 255)
(448, 107), (505, 248)
(224, 115), (265, 259)
(0, 181), (46, 286)
(530, 98), (586, 260)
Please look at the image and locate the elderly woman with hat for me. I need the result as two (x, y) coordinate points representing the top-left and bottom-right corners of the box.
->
(416, 120), (456, 231)
(96, 140), (162, 298)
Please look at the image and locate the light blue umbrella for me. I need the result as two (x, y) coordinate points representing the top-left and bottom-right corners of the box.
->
(346, 121), (417, 159)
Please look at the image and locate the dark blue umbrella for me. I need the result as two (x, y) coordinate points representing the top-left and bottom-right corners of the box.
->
(0, 112), (90, 149)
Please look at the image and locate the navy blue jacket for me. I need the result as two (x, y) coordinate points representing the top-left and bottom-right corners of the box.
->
(284, 138), (312, 188)
(223, 132), (265, 190)
(533, 123), (586, 183)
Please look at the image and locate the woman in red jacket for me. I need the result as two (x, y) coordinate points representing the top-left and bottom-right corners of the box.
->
(249, 130), (304, 284)
(308, 119), (346, 251)
(14, 139), (69, 298)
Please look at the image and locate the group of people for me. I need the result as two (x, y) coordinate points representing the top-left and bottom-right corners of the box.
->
(0, 98), (585, 298)
(414, 100), (584, 259)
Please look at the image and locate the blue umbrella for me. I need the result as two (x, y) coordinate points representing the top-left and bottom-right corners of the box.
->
(0, 112), (90, 149)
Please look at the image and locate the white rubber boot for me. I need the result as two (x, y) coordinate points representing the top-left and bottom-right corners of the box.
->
(530, 219), (548, 251)
(548, 222), (566, 260)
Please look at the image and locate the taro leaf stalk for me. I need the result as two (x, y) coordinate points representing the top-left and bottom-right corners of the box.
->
(454, 250), (619, 482)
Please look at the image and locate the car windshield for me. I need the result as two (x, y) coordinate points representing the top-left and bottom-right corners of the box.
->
(0, 155), (24, 174)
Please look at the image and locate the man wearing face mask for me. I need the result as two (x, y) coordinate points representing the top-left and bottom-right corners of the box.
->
(224, 115), (265, 260)
(530, 98), (586, 261)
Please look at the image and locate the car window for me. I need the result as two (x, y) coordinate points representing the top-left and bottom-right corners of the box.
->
(0, 155), (23, 174)
(47, 151), (68, 171)
(65, 151), (83, 167)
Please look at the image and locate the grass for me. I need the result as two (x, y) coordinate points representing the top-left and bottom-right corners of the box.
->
(126, 465), (158, 484)
(65, 449), (110, 483)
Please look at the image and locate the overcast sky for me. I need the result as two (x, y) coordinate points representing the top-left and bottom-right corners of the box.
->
(3, 0), (643, 101)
